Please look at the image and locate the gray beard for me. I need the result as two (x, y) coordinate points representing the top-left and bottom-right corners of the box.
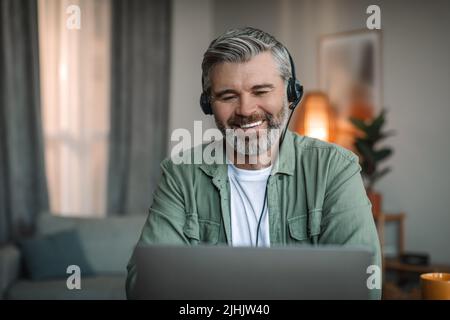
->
(216, 105), (289, 156)
(224, 127), (280, 156)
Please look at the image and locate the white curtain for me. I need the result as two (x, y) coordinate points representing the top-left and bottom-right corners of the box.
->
(38, 0), (111, 216)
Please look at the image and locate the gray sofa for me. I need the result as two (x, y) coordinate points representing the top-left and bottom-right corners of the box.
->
(0, 213), (146, 299)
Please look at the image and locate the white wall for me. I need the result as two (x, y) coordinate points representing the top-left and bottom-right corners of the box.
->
(170, 0), (450, 263)
(286, 0), (450, 264)
(376, 0), (450, 264)
(213, 0), (281, 38)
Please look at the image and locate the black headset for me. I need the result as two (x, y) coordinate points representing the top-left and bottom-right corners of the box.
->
(200, 50), (303, 115)
(200, 50), (304, 247)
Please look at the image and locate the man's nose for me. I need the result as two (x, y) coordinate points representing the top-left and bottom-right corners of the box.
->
(235, 94), (258, 117)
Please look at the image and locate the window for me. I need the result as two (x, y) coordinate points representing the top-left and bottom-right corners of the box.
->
(38, 0), (111, 216)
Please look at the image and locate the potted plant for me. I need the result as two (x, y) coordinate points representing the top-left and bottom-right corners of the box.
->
(349, 109), (394, 218)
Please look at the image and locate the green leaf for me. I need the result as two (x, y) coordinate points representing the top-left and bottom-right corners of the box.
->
(355, 140), (375, 161)
(369, 109), (386, 134)
(364, 109), (386, 139)
(378, 130), (396, 141)
(350, 108), (394, 183)
(349, 117), (369, 132)
(374, 148), (393, 162)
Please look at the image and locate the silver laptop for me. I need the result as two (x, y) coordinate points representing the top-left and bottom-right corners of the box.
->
(133, 245), (373, 300)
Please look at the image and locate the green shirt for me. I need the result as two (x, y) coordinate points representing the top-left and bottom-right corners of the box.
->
(126, 131), (382, 299)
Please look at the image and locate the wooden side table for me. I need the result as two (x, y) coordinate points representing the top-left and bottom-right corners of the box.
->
(374, 212), (450, 299)
(374, 212), (406, 286)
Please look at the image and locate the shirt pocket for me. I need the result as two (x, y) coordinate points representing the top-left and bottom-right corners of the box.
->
(287, 209), (323, 244)
(198, 219), (220, 245)
(287, 215), (308, 243)
(183, 213), (220, 245)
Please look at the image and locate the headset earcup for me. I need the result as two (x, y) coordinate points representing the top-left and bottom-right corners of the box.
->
(287, 78), (296, 103)
(200, 92), (213, 115)
(287, 78), (304, 110)
(287, 78), (302, 104)
(295, 80), (303, 103)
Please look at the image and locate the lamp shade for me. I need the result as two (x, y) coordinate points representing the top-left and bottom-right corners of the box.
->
(291, 91), (335, 142)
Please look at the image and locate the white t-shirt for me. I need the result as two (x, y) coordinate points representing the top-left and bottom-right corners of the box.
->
(227, 163), (272, 247)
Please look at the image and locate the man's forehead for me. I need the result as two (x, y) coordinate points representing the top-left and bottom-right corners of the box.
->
(210, 52), (282, 90)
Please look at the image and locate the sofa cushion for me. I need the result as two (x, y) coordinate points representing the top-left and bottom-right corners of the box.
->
(19, 229), (95, 280)
(36, 213), (147, 274)
(6, 275), (126, 300)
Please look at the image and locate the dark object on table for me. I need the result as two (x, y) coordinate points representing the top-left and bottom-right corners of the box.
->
(399, 252), (429, 266)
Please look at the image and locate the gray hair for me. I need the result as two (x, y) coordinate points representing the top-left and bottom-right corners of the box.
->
(201, 27), (292, 96)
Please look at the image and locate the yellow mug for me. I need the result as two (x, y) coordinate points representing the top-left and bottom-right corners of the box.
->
(420, 273), (450, 300)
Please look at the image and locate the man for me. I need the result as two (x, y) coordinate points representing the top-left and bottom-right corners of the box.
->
(126, 27), (381, 299)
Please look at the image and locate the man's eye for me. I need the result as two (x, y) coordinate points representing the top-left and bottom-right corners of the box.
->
(255, 91), (269, 96)
(222, 96), (236, 101)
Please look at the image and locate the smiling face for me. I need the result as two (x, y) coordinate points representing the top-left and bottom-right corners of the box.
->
(210, 51), (289, 156)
